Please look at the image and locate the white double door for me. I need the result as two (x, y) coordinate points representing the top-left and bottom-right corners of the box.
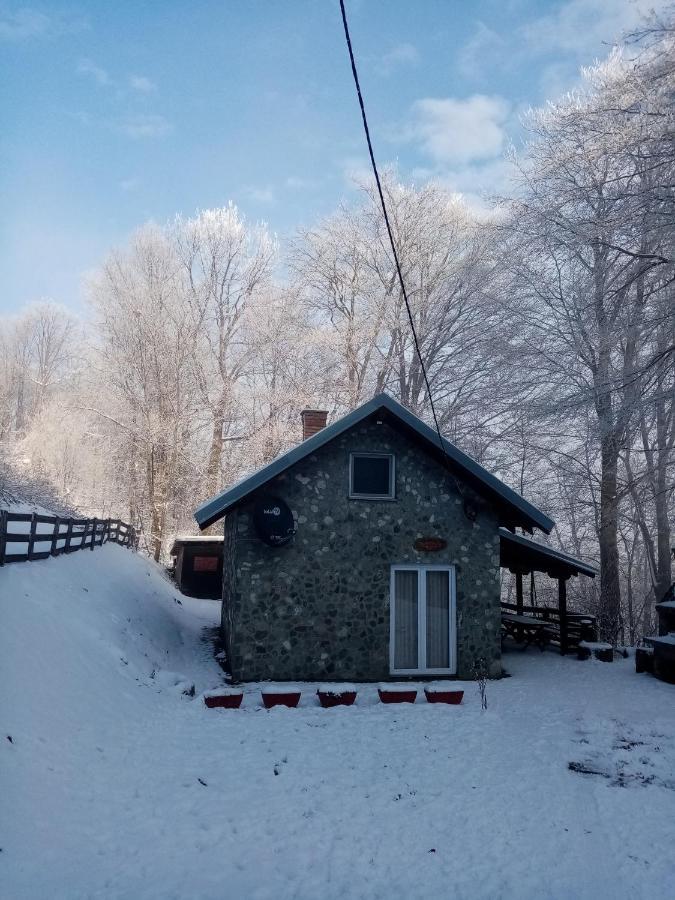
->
(390, 565), (456, 675)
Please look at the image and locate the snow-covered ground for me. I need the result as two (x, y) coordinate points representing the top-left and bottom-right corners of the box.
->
(2, 545), (674, 899)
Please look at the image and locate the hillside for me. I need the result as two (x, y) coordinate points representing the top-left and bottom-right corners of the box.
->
(2, 545), (675, 899)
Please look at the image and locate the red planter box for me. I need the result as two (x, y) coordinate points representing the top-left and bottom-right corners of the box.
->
(378, 688), (417, 704)
(424, 688), (464, 705)
(261, 691), (301, 709)
(317, 690), (357, 708)
(204, 692), (243, 709)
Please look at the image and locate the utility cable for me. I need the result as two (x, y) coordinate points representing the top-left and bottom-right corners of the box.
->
(338, 0), (470, 510)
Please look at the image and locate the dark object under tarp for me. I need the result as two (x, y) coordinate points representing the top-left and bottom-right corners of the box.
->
(169, 536), (223, 599)
(644, 584), (675, 683)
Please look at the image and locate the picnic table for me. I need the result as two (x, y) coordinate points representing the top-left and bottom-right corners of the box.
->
(501, 612), (549, 651)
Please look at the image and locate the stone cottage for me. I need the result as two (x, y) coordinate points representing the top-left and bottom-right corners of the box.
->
(194, 393), (555, 682)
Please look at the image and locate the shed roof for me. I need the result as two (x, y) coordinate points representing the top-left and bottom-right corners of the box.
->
(499, 528), (597, 579)
(169, 535), (224, 556)
(194, 393), (555, 533)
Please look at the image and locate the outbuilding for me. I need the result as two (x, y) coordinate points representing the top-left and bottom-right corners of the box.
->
(169, 536), (224, 599)
(194, 393), (593, 681)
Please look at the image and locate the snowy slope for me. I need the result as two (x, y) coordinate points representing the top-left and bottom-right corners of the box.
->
(2, 546), (675, 899)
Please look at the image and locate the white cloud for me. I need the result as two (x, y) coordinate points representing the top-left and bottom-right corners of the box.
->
(521, 0), (661, 56)
(378, 42), (419, 75)
(129, 74), (156, 93)
(457, 22), (505, 79)
(285, 176), (319, 191)
(0, 6), (86, 40)
(77, 58), (111, 87)
(442, 157), (516, 208)
(408, 95), (511, 166)
(246, 186), (275, 204)
(117, 114), (172, 139)
(517, 0), (674, 102)
(337, 155), (372, 189)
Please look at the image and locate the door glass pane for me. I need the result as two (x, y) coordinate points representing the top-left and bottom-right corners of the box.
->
(426, 570), (450, 669)
(394, 570), (418, 669)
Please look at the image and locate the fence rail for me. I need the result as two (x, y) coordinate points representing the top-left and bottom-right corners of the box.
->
(0, 510), (138, 566)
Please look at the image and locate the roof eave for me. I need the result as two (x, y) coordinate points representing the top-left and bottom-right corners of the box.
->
(499, 528), (598, 578)
(194, 393), (555, 534)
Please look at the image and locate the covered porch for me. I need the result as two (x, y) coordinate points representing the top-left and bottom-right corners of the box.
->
(499, 528), (598, 654)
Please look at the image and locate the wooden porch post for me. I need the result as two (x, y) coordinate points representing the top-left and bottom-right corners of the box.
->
(558, 576), (568, 655)
(516, 571), (524, 616)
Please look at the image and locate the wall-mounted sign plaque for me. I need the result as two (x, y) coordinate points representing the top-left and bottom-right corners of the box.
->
(413, 537), (447, 552)
(193, 555), (219, 572)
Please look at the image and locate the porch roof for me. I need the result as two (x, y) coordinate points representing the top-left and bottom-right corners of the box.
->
(499, 528), (597, 580)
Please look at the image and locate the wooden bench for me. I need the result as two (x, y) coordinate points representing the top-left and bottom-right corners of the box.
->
(501, 604), (598, 654)
(501, 613), (549, 650)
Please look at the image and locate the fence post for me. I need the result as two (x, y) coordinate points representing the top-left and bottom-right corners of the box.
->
(559, 576), (569, 656)
(65, 519), (73, 553)
(50, 516), (60, 556)
(28, 513), (37, 561)
(91, 518), (97, 550)
(0, 510), (6, 566)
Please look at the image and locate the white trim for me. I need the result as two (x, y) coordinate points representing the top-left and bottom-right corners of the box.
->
(348, 451), (396, 500)
(389, 564), (456, 675)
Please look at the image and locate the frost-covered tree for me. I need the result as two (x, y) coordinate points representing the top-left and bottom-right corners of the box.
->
(173, 206), (276, 498)
(500, 46), (675, 640)
(88, 225), (201, 560)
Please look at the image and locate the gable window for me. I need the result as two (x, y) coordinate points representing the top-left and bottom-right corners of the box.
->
(349, 452), (395, 500)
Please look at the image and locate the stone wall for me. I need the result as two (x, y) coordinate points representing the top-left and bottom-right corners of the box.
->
(222, 417), (502, 682)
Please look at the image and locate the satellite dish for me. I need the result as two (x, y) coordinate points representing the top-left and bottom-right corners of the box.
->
(253, 495), (296, 547)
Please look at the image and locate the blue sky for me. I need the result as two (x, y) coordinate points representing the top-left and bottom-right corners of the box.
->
(0, 0), (662, 315)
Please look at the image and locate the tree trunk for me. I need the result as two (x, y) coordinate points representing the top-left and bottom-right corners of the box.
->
(598, 437), (621, 641)
(654, 398), (672, 603)
(204, 392), (227, 500)
(147, 443), (165, 562)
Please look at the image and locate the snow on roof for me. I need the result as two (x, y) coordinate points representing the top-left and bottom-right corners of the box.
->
(645, 633), (675, 646)
(169, 534), (224, 555)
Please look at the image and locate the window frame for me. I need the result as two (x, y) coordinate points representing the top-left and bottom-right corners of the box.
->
(348, 451), (396, 500)
(389, 564), (457, 676)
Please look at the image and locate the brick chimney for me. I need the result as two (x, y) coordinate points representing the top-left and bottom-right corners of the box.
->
(301, 409), (328, 440)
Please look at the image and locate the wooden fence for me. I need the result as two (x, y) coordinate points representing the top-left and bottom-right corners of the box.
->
(0, 510), (138, 566)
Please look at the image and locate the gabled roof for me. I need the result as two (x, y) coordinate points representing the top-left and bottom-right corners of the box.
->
(499, 528), (597, 579)
(194, 393), (555, 533)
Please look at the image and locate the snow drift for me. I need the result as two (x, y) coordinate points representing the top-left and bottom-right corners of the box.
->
(2, 544), (675, 899)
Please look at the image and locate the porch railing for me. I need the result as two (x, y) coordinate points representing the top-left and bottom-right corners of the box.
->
(501, 601), (598, 652)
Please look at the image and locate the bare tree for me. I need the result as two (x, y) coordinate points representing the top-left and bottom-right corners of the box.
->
(173, 206), (276, 498)
(500, 47), (674, 640)
(88, 225), (200, 560)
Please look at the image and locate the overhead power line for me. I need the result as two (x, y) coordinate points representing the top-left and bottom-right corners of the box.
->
(338, 0), (470, 509)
